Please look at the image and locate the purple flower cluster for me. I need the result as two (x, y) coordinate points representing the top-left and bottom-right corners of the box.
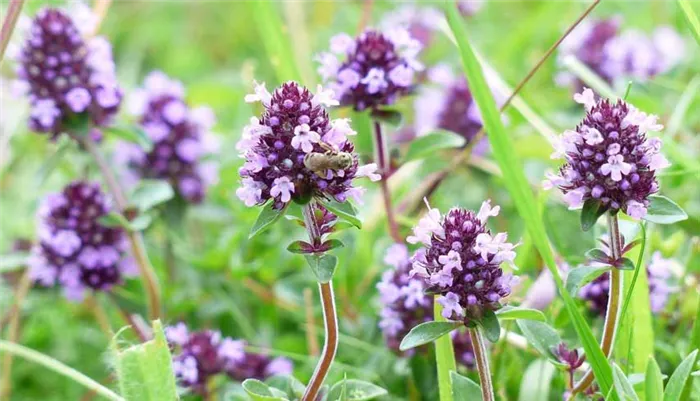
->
(165, 323), (292, 395)
(317, 29), (422, 111)
(407, 200), (518, 323)
(579, 251), (676, 315)
(14, 7), (121, 137)
(545, 88), (670, 219)
(413, 65), (500, 151)
(236, 81), (379, 209)
(117, 71), (219, 203)
(27, 181), (136, 300)
(557, 18), (685, 88)
(377, 243), (475, 368)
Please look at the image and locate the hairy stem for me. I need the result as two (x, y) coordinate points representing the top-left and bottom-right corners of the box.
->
(0, 0), (25, 62)
(372, 120), (401, 242)
(469, 327), (495, 401)
(77, 135), (162, 320)
(301, 201), (339, 401)
(569, 213), (623, 397)
(0, 341), (124, 401)
(301, 282), (338, 401)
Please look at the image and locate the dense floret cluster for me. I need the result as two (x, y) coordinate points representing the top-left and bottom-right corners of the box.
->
(28, 181), (136, 300)
(15, 8), (121, 137)
(117, 71), (219, 203)
(545, 88), (670, 219)
(236, 81), (379, 209)
(408, 200), (518, 323)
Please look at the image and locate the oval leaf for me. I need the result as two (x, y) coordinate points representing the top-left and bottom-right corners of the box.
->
(404, 130), (466, 162)
(326, 379), (388, 401)
(617, 257), (635, 271)
(304, 254), (338, 283)
(98, 212), (131, 229)
(663, 349), (699, 401)
(479, 309), (501, 343)
(451, 371), (483, 401)
(250, 202), (287, 239)
(130, 180), (175, 212)
(581, 199), (608, 232)
(105, 124), (154, 152)
(516, 320), (564, 364)
(644, 195), (688, 225)
(370, 108), (402, 127)
(612, 363), (640, 401)
(286, 240), (312, 254)
(399, 321), (462, 351)
(565, 265), (610, 297)
(242, 379), (287, 401)
(645, 357), (664, 401)
(495, 306), (546, 322)
(321, 199), (362, 229)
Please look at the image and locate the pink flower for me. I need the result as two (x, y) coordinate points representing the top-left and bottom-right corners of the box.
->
(438, 292), (464, 319)
(270, 176), (295, 203)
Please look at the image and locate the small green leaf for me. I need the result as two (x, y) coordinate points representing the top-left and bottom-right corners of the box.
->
(105, 124), (153, 152)
(617, 258), (635, 271)
(130, 180), (175, 212)
(250, 202), (287, 239)
(321, 200), (362, 229)
(326, 379), (388, 401)
(495, 306), (546, 322)
(370, 108), (402, 127)
(678, 0), (700, 46)
(323, 239), (345, 251)
(612, 363), (639, 401)
(304, 254), (338, 283)
(98, 212), (131, 229)
(581, 200), (608, 232)
(516, 320), (564, 364)
(645, 357), (664, 401)
(663, 349), (699, 401)
(644, 195), (688, 224)
(286, 240), (311, 254)
(0, 252), (29, 272)
(399, 321), (462, 351)
(585, 248), (609, 262)
(112, 320), (179, 401)
(265, 375), (305, 399)
(128, 214), (153, 232)
(565, 265), (610, 296)
(451, 371), (482, 401)
(479, 310), (501, 342)
(403, 130), (466, 162)
(242, 379), (286, 401)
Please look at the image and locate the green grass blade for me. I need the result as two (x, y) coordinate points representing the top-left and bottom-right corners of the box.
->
(434, 297), (458, 401)
(680, 291), (700, 400)
(0, 340), (124, 401)
(678, 0), (700, 45)
(444, 2), (616, 398)
(615, 223), (653, 382)
(251, 0), (302, 83)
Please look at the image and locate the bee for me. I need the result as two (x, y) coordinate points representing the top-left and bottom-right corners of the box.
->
(304, 142), (354, 178)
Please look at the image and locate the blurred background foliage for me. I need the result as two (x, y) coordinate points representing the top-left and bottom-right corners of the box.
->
(1, 1), (699, 400)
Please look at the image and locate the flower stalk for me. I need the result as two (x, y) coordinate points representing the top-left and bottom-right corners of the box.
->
(372, 121), (401, 242)
(469, 327), (495, 401)
(0, 0), (25, 62)
(569, 212), (623, 397)
(301, 202), (339, 401)
(77, 134), (162, 320)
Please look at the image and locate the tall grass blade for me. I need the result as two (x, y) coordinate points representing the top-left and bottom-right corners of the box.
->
(444, 2), (616, 397)
(251, 0), (302, 83)
(434, 298), (457, 401)
(678, 0), (700, 45)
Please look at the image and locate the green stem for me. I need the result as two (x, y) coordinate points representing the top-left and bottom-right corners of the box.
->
(0, 341), (124, 401)
(469, 327), (495, 401)
(434, 297), (457, 401)
(0, 0), (25, 62)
